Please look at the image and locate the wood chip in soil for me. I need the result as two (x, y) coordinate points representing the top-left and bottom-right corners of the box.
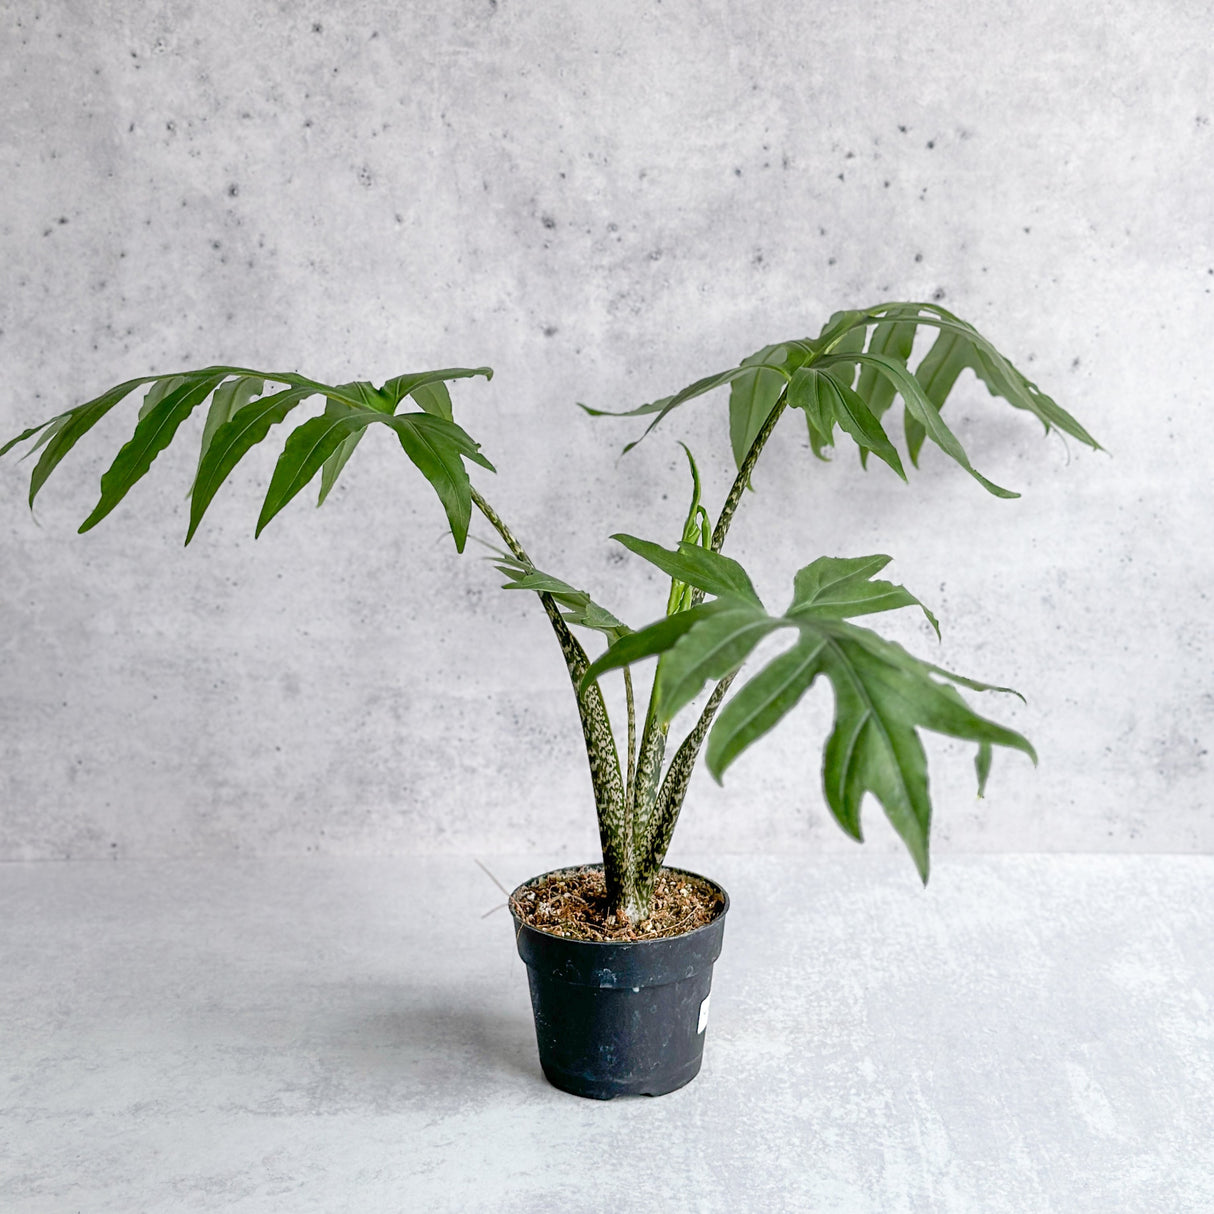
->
(510, 866), (724, 942)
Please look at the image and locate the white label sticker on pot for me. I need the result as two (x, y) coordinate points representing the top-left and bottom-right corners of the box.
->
(697, 994), (710, 1034)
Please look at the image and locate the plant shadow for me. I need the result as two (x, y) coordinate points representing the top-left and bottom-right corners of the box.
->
(318, 984), (546, 1107)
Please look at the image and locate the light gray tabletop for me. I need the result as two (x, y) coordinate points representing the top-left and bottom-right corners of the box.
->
(2, 853), (1211, 1212)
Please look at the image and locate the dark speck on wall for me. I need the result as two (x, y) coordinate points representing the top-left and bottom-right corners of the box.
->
(926, 140), (935, 149)
(357, 165), (373, 187)
(227, 184), (238, 197)
(734, 167), (742, 177)
(541, 214), (556, 230)
(932, 287), (946, 301)
(542, 325), (558, 337)
(312, 22), (322, 33)
(914, 252), (922, 262)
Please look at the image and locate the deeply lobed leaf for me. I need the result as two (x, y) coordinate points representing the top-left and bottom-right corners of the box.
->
(588, 545), (1034, 883)
(586, 302), (1099, 501)
(4, 363), (496, 550)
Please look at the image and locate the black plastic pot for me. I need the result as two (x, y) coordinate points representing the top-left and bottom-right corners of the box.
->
(509, 865), (729, 1099)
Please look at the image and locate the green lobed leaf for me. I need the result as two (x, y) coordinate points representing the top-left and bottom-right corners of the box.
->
(393, 411), (495, 551)
(138, 376), (186, 421)
(653, 600), (782, 722)
(819, 323), (866, 393)
(788, 366), (837, 456)
(857, 319), (917, 419)
(875, 303), (1101, 451)
(497, 563), (629, 640)
(27, 372), (194, 506)
(583, 361), (791, 452)
(705, 632), (828, 780)
(789, 369), (905, 480)
(256, 408), (381, 537)
(379, 366), (493, 411)
(579, 601), (725, 689)
(707, 617), (1034, 882)
(8, 413), (71, 463)
(612, 533), (762, 605)
(1, 416), (62, 460)
(728, 345), (789, 470)
(191, 376), (265, 492)
(317, 429), (365, 506)
(257, 406), (491, 550)
(788, 554), (937, 635)
(187, 385), (313, 543)
(822, 350), (1019, 499)
(408, 380), (454, 420)
(327, 381), (392, 413)
(80, 371), (231, 532)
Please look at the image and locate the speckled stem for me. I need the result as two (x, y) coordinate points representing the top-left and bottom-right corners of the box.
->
(471, 489), (632, 911)
(638, 391), (790, 884)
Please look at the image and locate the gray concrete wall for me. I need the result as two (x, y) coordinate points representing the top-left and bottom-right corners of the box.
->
(2, 0), (1210, 865)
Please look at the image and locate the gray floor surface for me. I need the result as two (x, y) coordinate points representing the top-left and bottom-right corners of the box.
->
(2, 853), (1211, 1213)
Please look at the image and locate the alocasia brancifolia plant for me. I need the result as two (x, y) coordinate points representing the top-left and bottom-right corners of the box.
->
(3, 302), (1098, 922)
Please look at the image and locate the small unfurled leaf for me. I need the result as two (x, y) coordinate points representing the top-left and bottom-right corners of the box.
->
(80, 371), (231, 532)
(612, 533), (762, 605)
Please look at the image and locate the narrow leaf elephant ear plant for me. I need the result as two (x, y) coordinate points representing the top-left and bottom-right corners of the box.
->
(5, 301), (1099, 1098)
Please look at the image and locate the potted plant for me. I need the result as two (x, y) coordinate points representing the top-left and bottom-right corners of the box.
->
(3, 301), (1097, 1099)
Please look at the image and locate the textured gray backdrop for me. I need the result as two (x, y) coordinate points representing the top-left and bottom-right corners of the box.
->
(2, 0), (1210, 865)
